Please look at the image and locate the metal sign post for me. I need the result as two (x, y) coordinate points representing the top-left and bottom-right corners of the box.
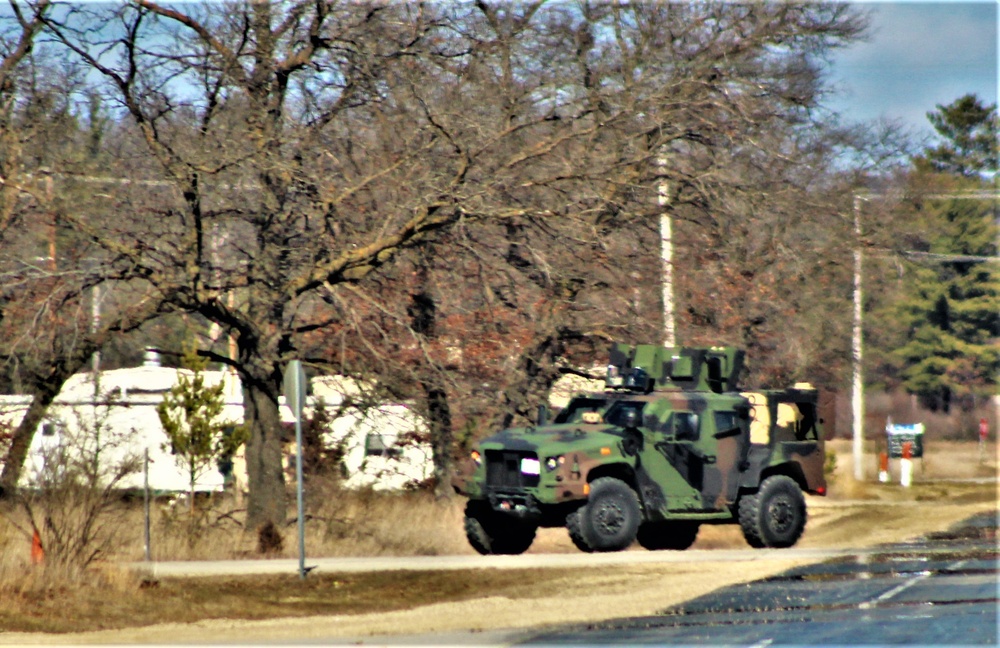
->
(979, 418), (989, 463)
(144, 448), (151, 562)
(283, 360), (308, 579)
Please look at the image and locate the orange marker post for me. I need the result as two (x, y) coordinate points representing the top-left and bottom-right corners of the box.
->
(30, 530), (44, 565)
(878, 451), (889, 483)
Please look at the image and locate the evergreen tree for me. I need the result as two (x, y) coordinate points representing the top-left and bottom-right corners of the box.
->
(157, 345), (246, 512)
(892, 95), (999, 412)
(920, 93), (998, 177)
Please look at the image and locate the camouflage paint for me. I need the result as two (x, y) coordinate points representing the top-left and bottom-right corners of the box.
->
(454, 344), (826, 530)
(738, 386), (828, 495)
(607, 344), (745, 394)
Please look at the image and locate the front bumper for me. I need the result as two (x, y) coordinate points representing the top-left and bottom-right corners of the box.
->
(486, 488), (542, 519)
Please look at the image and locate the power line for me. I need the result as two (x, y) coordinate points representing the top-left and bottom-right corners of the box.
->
(900, 251), (1000, 264)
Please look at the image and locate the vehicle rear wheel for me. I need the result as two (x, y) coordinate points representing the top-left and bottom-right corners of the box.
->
(738, 475), (806, 548)
(636, 520), (700, 550)
(575, 477), (641, 552)
(464, 501), (537, 555)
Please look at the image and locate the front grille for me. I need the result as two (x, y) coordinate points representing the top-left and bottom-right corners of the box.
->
(485, 450), (539, 488)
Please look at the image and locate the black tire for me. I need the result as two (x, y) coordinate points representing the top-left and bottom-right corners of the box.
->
(566, 507), (593, 552)
(576, 477), (641, 552)
(737, 492), (765, 548)
(463, 501), (537, 555)
(738, 475), (806, 549)
(636, 521), (700, 551)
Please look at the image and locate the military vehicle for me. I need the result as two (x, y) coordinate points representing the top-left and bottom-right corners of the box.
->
(454, 344), (827, 554)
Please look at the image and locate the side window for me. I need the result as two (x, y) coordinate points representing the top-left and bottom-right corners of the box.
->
(674, 412), (699, 441)
(795, 403), (819, 441)
(714, 411), (741, 438)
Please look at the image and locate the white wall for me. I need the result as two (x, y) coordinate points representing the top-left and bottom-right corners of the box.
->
(0, 368), (433, 493)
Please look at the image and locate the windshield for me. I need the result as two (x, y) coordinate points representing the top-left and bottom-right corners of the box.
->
(554, 397), (606, 424)
(554, 397), (645, 427)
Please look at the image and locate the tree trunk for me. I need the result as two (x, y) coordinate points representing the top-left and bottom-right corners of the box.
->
(0, 383), (61, 497)
(422, 383), (453, 498)
(242, 381), (286, 532)
(0, 343), (98, 498)
(408, 273), (455, 497)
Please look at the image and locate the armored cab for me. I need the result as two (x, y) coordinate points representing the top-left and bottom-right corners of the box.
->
(455, 344), (827, 554)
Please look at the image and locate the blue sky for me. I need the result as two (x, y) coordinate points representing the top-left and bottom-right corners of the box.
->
(826, 1), (998, 142)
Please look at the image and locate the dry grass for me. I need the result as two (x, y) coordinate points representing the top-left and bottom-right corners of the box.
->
(0, 567), (593, 634)
(824, 437), (998, 488)
(0, 481), (473, 566)
(0, 441), (994, 636)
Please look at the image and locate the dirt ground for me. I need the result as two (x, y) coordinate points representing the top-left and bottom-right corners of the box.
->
(4, 440), (997, 645)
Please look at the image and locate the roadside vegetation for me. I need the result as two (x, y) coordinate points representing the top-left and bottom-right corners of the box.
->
(0, 441), (994, 635)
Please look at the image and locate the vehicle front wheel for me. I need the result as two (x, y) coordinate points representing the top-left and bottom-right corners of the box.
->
(566, 507), (593, 552)
(574, 477), (641, 552)
(464, 501), (537, 555)
(636, 521), (700, 550)
(738, 475), (806, 548)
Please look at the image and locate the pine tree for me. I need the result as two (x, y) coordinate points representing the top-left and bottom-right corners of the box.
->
(921, 94), (999, 177)
(892, 95), (999, 412)
(157, 345), (247, 512)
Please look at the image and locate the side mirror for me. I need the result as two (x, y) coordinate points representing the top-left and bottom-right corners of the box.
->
(537, 404), (549, 427)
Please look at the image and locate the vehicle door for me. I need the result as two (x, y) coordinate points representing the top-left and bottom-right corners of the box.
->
(602, 400), (683, 519)
(656, 410), (734, 510)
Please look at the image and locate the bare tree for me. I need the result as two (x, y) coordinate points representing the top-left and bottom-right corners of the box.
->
(297, 2), (881, 492)
(32, 1), (891, 523)
(0, 0), (49, 230)
(0, 0), (171, 495)
(40, 0), (570, 529)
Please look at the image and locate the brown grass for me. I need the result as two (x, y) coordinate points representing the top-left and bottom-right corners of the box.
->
(0, 567), (593, 634)
(824, 437), (998, 487)
(0, 441), (994, 636)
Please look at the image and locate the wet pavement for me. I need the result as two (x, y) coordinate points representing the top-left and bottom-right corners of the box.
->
(525, 511), (999, 646)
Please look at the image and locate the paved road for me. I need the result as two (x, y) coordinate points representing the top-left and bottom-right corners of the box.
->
(524, 511), (999, 646)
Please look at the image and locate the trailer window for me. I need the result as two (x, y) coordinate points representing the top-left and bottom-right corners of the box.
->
(365, 434), (402, 459)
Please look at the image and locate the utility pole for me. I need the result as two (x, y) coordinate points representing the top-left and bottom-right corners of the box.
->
(658, 155), (675, 347)
(91, 281), (102, 399)
(852, 195), (865, 481)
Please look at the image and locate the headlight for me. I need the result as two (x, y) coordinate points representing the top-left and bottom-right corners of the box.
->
(544, 455), (564, 471)
(471, 450), (482, 466)
(520, 457), (541, 475)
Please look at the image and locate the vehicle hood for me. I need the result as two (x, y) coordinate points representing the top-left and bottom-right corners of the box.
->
(478, 423), (626, 454)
